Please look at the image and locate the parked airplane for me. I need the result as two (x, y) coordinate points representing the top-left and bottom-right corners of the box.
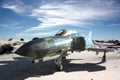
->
(15, 29), (114, 71)
(93, 41), (120, 49)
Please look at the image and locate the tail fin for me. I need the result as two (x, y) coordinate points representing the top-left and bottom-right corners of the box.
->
(85, 31), (93, 48)
(88, 31), (92, 41)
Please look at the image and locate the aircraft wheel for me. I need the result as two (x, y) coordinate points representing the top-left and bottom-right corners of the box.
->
(56, 65), (63, 71)
(32, 59), (39, 63)
(62, 56), (66, 60)
(32, 60), (35, 63)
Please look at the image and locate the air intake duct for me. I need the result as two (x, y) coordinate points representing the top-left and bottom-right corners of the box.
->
(73, 36), (86, 51)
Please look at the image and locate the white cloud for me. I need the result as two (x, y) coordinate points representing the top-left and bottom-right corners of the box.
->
(25, 17), (92, 32)
(2, 0), (120, 38)
(0, 23), (22, 29)
(31, 31), (56, 36)
(17, 31), (57, 37)
(2, 4), (24, 13)
(2, 3), (24, 13)
(27, 0), (120, 32)
(1, 0), (33, 14)
(108, 24), (120, 27)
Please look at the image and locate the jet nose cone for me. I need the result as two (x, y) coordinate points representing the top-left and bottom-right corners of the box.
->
(15, 38), (49, 59)
(15, 42), (32, 56)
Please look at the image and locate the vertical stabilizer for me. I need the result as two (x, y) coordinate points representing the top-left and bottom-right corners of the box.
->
(85, 31), (93, 48)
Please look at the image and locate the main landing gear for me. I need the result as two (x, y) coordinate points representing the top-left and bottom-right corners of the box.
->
(55, 57), (63, 71)
(102, 51), (106, 62)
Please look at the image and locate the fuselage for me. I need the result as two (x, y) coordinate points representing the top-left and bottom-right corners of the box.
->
(15, 36), (73, 61)
(15, 29), (93, 62)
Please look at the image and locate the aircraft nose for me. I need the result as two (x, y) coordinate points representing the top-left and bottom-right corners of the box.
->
(15, 41), (34, 57)
(15, 39), (49, 59)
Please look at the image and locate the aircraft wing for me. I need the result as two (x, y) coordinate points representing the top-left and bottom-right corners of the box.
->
(87, 47), (117, 62)
(87, 48), (114, 52)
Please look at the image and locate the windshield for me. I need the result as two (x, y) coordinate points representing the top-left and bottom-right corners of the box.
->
(55, 29), (67, 36)
(55, 29), (77, 36)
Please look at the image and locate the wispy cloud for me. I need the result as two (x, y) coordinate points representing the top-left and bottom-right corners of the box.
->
(108, 23), (120, 27)
(0, 23), (22, 29)
(1, 0), (120, 38)
(1, 0), (33, 14)
(26, 0), (120, 32)
(17, 31), (57, 38)
(2, 4), (24, 13)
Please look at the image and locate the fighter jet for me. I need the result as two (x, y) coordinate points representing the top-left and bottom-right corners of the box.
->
(15, 29), (114, 71)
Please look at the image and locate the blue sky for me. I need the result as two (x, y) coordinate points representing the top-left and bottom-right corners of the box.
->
(0, 0), (120, 40)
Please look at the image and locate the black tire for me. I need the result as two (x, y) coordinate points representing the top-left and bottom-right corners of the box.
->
(32, 60), (35, 63)
(56, 65), (63, 71)
(62, 56), (66, 60)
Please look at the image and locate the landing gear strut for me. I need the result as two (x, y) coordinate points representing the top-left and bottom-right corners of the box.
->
(56, 64), (63, 71)
(102, 51), (106, 62)
(55, 57), (63, 71)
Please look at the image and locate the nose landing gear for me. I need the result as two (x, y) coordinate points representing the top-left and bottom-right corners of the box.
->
(55, 57), (63, 71)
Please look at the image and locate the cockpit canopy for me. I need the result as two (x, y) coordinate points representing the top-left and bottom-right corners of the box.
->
(55, 29), (77, 36)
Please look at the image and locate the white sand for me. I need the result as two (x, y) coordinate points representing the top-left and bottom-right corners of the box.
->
(0, 50), (120, 80)
(0, 40), (120, 80)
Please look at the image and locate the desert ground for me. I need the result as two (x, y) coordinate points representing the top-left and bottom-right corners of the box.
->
(0, 40), (120, 80)
(0, 50), (120, 80)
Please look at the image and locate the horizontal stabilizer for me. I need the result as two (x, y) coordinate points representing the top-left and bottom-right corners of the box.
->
(87, 48), (114, 52)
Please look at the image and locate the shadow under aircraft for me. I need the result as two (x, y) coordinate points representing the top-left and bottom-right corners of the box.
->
(0, 56), (106, 80)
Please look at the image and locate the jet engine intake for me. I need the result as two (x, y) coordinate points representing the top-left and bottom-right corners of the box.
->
(72, 36), (86, 51)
